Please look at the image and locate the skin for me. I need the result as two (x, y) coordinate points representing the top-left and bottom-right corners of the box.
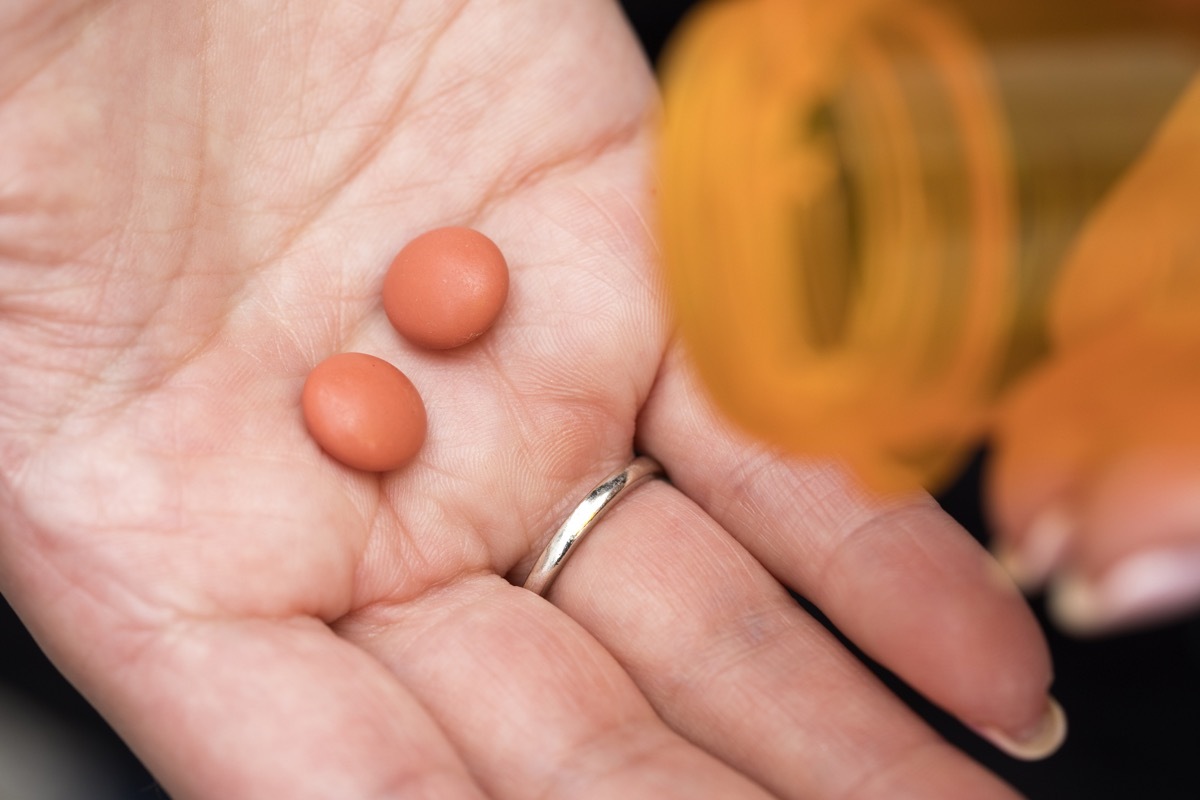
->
(0, 2), (1051, 798)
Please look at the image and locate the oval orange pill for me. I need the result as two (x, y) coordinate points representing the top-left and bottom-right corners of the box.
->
(301, 352), (427, 472)
(383, 226), (509, 350)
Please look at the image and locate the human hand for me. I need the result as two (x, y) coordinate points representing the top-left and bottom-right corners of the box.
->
(991, 76), (1200, 634)
(0, 2), (1057, 797)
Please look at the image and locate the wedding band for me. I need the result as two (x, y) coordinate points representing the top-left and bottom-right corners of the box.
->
(523, 456), (665, 596)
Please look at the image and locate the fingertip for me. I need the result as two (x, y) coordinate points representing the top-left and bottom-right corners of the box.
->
(825, 506), (1058, 748)
(1046, 570), (1107, 635)
(1040, 448), (1200, 633)
(1048, 549), (1200, 635)
(991, 504), (1075, 593)
(974, 696), (1068, 761)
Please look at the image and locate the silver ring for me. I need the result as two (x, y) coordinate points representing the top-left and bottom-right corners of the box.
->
(523, 456), (665, 596)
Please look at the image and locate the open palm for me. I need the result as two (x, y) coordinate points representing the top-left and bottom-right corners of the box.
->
(1, 2), (1057, 798)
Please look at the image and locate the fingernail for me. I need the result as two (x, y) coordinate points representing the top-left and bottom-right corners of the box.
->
(1049, 549), (1200, 634)
(993, 506), (1074, 592)
(976, 697), (1068, 761)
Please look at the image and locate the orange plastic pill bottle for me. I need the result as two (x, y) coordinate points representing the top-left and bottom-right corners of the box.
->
(658, 0), (1200, 491)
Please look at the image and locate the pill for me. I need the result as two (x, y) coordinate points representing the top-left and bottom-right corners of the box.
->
(301, 352), (426, 472)
(383, 226), (509, 350)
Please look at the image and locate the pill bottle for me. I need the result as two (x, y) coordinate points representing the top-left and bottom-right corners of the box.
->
(659, 0), (1200, 491)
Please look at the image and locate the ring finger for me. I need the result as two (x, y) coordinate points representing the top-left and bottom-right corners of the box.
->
(545, 478), (1024, 800)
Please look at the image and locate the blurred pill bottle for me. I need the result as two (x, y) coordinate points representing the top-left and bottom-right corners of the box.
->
(659, 0), (1200, 492)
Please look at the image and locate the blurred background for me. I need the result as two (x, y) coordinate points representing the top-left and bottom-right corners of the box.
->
(2, 2), (1199, 798)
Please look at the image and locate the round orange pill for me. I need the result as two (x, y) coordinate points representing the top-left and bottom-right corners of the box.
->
(301, 352), (427, 472)
(383, 226), (510, 350)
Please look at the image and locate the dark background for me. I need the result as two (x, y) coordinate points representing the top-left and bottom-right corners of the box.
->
(2, 3), (1198, 798)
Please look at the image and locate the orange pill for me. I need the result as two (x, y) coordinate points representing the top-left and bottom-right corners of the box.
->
(301, 352), (427, 472)
(383, 226), (509, 350)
